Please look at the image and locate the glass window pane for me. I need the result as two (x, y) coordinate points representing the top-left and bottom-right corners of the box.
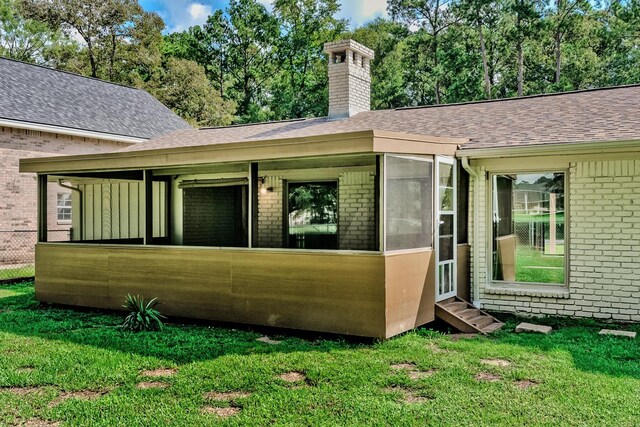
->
(288, 182), (337, 249)
(439, 214), (454, 260)
(385, 156), (433, 251)
(439, 163), (454, 211)
(492, 172), (565, 284)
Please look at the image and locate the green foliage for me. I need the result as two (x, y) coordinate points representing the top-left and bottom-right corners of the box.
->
(121, 293), (165, 332)
(5, 0), (640, 124)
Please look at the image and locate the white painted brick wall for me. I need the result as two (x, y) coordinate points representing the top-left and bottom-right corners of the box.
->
(471, 160), (640, 323)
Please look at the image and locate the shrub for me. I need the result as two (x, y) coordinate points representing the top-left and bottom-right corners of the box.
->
(121, 294), (166, 332)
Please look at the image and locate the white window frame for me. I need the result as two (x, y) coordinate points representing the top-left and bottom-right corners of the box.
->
(56, 192), (72, 224)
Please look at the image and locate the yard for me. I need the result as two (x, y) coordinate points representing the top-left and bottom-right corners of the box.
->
(0, 282), (638, 426)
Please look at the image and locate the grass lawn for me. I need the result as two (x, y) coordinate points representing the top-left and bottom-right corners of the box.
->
(0, 265), (35, 281)
(1, 282), (639, 426)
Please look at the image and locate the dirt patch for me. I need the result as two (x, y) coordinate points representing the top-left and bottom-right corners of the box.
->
(19, 420), (60, 427)
(278, 371), (307, 383)
(48, 390), (107, 408)
(204, 391), (252, 401)
(390, 363), (417, 371)
(141, 368), (178, 378)
(475, 372), (502, 382)
(480, 359), (511, 367)
(136, 381), (169, 389)
(391, 363), (436, 380)
(514, 380), (539, 389)
(201, 406), (241, 417)
(2, 386), (44, 396)
(385, 387), (432, 404)
(450, 333), (478, 342)
(256, 336), (281, 345)
(16, 367), (35, 374)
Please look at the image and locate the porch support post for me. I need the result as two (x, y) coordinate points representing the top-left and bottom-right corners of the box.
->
(250, 162), (259, 248)
(37, 174), (48, 243)
(144, 170), (153, 244)
(376, 154), (384, 252)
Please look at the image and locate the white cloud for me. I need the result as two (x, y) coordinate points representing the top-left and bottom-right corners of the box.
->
(338, 0), (388, 28)
(155, 0), (214, 33)
(189, 3), (213, 21)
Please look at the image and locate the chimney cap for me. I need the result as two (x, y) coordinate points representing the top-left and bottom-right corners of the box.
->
(323, 39), (375, 60)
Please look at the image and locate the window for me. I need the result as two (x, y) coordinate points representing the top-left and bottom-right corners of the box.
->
(491, 172), (565, 284)
(57, 192), (72, 222)
(385, 155), (433, 251)
(287, 182), (338, 249)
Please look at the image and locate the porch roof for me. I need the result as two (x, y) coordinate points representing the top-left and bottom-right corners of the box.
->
(19, 130), (465, 174)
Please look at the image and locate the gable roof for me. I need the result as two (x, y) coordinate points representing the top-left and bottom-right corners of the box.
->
(123, 84), (640, 153)
(0, 57), (190, 140)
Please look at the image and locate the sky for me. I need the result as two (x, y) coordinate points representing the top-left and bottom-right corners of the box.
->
(139, 0), (389, 33)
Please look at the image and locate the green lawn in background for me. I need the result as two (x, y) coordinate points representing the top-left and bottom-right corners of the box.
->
(0, 265), (35, 281)
(0, 282), (638, 426)
(515, 247), (565, 284)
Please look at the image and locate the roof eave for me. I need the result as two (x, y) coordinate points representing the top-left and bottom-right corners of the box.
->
(456, 139), (640, 159)
(20, 129), (466, 174)
(0, 117), (146, 144)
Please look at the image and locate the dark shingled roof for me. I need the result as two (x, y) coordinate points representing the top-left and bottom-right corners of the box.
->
(124, 84), (640, 152)
(0, 57), (190, 139)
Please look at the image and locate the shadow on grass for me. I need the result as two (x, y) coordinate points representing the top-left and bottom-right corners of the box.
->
(0, 284), (365, 364)
(484, 313), (640, 379)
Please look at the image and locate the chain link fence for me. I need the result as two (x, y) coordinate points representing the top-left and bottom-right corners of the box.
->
(513, 214), (565, 253)
(0, 230), (70, 281)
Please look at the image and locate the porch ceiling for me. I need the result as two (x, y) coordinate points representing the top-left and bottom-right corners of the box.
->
(20, 130), (466, 174)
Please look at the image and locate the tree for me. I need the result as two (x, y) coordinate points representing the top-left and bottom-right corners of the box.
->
(350, 18), (411, 109)
(388, 0), (461, 104)
(201, 0), (280, 122)
(20, 0), (164, 84)
(270, 0), (346, 119)
(147, 57), (236, 127)
(0, 0), (70, 62)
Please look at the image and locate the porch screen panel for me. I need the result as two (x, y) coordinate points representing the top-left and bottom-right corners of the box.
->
(385, 155), (433, 251)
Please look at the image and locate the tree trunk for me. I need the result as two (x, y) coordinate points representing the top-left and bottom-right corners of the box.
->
(554, 31), (561, 84)
(517, 39), (524, 97)
(478, 20), (492, 99)
(433, 35), (441, 104)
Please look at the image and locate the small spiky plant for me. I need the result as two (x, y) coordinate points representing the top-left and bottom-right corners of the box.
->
(121, 294), (166, 332)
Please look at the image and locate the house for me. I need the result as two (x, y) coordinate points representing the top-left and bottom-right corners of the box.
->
(0, 58), (190, 274)
(19, 40), (640, 338)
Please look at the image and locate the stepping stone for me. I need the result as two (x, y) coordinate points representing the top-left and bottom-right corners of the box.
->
(515, 322), (552, 334)
(475, 372), (502, 382)
(599, 329), (636, 338)
(256, 336), (281, 345)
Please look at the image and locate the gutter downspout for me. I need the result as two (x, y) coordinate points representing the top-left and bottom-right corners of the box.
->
(58, 180), (82, 241)
(461, 157), (481, 308)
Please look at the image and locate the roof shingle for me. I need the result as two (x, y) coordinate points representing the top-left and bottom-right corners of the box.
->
(123, 85), (640, 152)
(0, 57), (190, 139)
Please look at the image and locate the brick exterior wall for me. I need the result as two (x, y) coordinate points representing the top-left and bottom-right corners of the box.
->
(0, 126), (130, 266)
(257, 176), (284, 248)
(471, 160), (640, 322)
(338, 171), (376, 250)
(256, 172), (377, 250)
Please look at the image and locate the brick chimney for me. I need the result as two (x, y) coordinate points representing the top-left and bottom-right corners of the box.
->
(324, 40), (375, 119)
